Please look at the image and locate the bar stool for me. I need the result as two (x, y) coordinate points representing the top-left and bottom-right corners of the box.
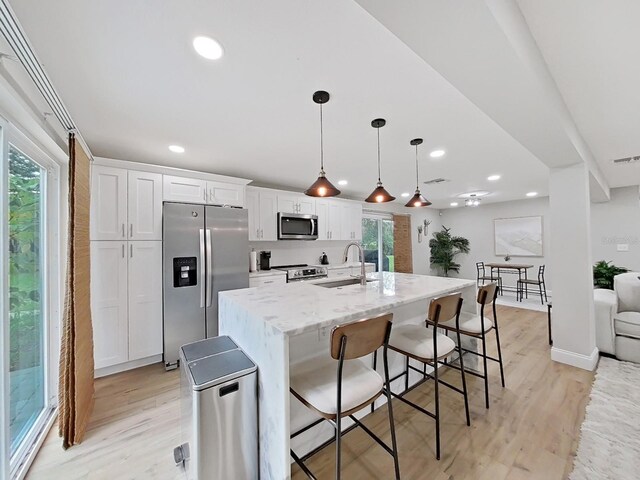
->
(379, 292), (471, 460)
(438, 283), (505, 409)
(289, 313), (400, 480)
(517, 265), (548, 304)
(476, 262), (502, 293)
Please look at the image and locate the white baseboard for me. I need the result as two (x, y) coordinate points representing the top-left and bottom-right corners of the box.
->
(95, 354), (163, 378)
(551, 346), (599, 371)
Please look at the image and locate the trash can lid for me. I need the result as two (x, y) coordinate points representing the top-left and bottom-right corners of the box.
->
(188, 349), (256, 391)
(181, 335), (238, 363)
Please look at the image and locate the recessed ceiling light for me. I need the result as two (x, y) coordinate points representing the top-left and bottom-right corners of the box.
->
(450, 202), (458, 207)
(526, 191), (538, 197)
(337, 180), (348, 186)
(429, 149), (446, 158)
(168, 145), (185, 153)
(401, 192), (410, 198)
(193, 36), (224, 60)
(487, 174), (501, 181)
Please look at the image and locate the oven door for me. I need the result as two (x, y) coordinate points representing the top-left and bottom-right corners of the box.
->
(278, 213), (318, 240)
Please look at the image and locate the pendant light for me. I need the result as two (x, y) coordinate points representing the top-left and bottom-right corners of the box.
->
(405, 138), (432, 207)
(365, 118), (395, 203)
(305, 90), (341, 197)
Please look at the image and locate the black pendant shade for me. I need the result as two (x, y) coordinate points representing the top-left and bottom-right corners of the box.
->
(365, 118), (395, 203)
(305, 90), (341, 198)
(405, 138), (432, 207)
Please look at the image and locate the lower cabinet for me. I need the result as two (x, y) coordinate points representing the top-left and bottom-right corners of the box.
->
(91, 240), (163, 370)
(249, 273), (287, 288)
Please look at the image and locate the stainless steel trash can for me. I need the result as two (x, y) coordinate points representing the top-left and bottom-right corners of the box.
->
(175, 336), (258, 480)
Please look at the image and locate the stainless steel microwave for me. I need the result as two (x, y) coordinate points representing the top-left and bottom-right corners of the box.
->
(277, 213), (318, 240)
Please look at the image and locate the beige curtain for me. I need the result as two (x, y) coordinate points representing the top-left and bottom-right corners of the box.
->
(393, 214), (413, 273)
(58, 133), (95, 448)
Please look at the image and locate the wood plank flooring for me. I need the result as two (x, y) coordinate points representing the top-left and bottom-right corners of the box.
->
(27, 305), (594, 479)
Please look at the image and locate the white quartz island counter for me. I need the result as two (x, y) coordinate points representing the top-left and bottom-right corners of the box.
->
(219, 272), (477, 479)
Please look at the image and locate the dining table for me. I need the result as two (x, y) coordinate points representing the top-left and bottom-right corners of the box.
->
(484, 262), (534, 298)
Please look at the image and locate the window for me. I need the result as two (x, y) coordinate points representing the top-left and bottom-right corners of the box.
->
(1, 122), (60, 478)
(362, 214), (394, 272)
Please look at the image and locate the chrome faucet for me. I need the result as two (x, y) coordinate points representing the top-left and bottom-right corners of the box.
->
(343, 242), (367, 286)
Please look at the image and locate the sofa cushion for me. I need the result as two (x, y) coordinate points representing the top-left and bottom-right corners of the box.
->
(614, 272), (640, 312)
(614, 311), (640, 339)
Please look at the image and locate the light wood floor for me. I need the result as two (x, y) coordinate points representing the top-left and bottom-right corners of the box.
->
(27, 305), (594, 479)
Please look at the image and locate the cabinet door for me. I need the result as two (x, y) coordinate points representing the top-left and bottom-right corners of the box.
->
(328, 202), (342, 240)
(207, 181), (245, 207)
(246, 189), (260, 241)
(277, 194), (298, 214)
(128, 170), (162, 240)
(259, 191), (278, 241)
(91, 165), (127, 240)
(351, 203), (363, 241)
(328, 267), (351, 279)
(297, 196), (316, 215)
(250, 274), (287, 288)
(128, 241), (163, 361)
(91, 241), (128, 369)
(340, 203), (352, 241)
(316, 200), (329, 240)
(163, 175), (207, 203)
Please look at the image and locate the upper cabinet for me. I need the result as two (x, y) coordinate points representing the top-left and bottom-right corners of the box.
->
(277, 193), (315, 215)
(128, 171), (163, 240)
(317, 199), (342, 240)
(206, 181), (245, 207)
(91, 165), (128, 241)
(247, 187), (277, 241)
(163, 175), (207, 204)
(91, 166), (163, 241)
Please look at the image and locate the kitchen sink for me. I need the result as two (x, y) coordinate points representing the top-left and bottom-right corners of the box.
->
(315, 278), (377, 288)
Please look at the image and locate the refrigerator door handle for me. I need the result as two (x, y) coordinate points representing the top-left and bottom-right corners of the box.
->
(206, 228), (213, 308)
(199, 228), (206, 308)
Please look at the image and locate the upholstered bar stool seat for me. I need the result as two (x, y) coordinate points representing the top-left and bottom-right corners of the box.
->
(290, 356), (383, 416)
(389, 324), (455, 360)
(440, 311), (494, 335)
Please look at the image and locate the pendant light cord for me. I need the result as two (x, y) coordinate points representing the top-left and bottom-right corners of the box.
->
(319, 103), (324, 172)
(377, 128), (381, 182)
(415, 144), (419, 189)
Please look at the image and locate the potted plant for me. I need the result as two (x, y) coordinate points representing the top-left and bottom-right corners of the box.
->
(593, 260), (629, 290)
(429, 226), (470, 276)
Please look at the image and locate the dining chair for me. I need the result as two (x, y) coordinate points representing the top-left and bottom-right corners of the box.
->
(517, 265), (548, 304)
(476, 262), (502, 293)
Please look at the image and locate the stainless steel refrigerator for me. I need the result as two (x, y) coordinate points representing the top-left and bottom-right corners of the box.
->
(163, 203), (249, 369)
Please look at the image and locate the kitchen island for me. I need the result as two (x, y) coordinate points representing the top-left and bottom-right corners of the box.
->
(219, 272), (477, 480)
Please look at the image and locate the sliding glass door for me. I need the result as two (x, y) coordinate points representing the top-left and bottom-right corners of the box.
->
(8, 144), (46, 457)
(1, 123), (60, 478)
(362, 214), (395, 272)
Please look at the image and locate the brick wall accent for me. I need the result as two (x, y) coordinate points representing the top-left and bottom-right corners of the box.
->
(393, 214), (413, 273)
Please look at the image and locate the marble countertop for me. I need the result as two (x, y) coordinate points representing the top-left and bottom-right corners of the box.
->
(220, 272), (476, 336)
(249, 270), (287, 278)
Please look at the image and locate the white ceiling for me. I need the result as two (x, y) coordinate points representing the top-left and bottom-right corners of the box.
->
(518, 0), (640, 188)
(9, 0), (553, 208)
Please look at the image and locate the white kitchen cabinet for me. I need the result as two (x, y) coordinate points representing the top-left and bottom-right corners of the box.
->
(128, 170), (163, 240)
(249, 273), (287, 288)
(163, 175), (207, 203)
(327, 266), (351, 279)
(91, 241), (129, 369)
(277, 193), (315, 215)
(247, 187), (278, 241)
(317, 199), (342, 240)
(340, 202), (362, 241)
(127, 241), (163, 361)
(207, 181), (245, 207)
(91, 165), (127, 241)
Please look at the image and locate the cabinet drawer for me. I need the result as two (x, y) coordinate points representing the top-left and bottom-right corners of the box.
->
(250, 275), (287, 288)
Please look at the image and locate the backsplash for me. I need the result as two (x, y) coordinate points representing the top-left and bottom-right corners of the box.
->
(248, 241), (360, 268)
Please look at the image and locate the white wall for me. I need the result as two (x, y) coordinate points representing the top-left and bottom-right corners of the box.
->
(439, 197), (551, 288)
(591, 186), (640, 271)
